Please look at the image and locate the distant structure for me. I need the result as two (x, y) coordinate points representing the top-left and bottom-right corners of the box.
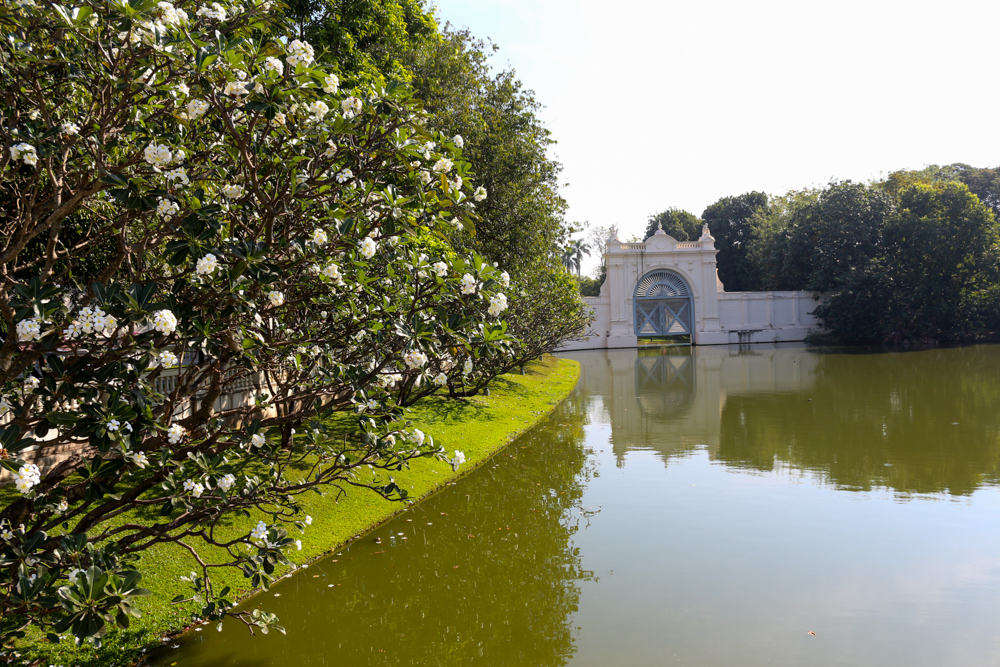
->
(563, 224), (821, 349)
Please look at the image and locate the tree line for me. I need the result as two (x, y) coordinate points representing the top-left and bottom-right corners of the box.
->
(590, 164), (1000, 344)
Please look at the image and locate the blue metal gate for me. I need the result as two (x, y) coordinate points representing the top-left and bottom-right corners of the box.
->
(634, 270), (693, 338)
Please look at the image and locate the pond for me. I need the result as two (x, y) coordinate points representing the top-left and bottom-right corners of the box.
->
(150, 343), (1000, 666)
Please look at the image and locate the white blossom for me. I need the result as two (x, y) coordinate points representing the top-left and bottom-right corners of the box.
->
(452, 134), (464, 149)
(359, 237), (377, 259)
(311, 228), (328, 245)
(264, 56), (284, 76)
(144, 142), (174, 167)
(341, 96), (362, 119)
(305, 515), (313, 525)
(15, 318), (42, 342)
(286, 39), (315, 68)
(61, 120), (81, 136)
(322, 74), (339, 93)
(295, 539), (302, 551)
(0, 398), (10, 419)
(433, 261), (448, 277)
(66, 306), (117, 338)
(166, 422), (186, 444)
(268, 290), (284, 307)
(321, 262), (344, 284)
(196, 2), (226, 20)
(157, 350), (179, 367)
(488, 293), (508, 317)
(460, 273), (477, 295)
(152, 309), (178, 334)
(185, 98), (210, 120)
(157, 198), (180, 220)
(23, 376), (40, 392)
(131, 451), (149, 468)
(432, 158), (453, 173)
(223, 80), (250, 98)
(307, 100), (329, 121)
(251, 433), (266, 448)
(433, 372), (448, 387)
(500, 271), (510, 288)
(403, 350), (427, 369)
(410, 428), (425, 446)
(217, 473), (236, 492)
(57, 499), (69, 513)
(250, 520), (268, 542)
(107, 419), (121, 432)
(14, 464), (41, 495)
(9, 142), (38, 166)
(474, 186), (488, 202)
(183, 479), (204, 497)
(454, 450), (466, 466)
(419, 170), (432, 185)
(336, 168), (353, 183)
(196, 253), (218, 276)
(165, 167), (190, 187)
(463, 358), (473, 375)
(222, 183), (245, 199)
(175, 82), (190, 96)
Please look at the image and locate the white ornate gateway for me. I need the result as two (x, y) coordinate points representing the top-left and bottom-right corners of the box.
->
(562, 224), (822, 349)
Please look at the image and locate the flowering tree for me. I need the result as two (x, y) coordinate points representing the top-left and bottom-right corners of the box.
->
(0, 0), (516, 649)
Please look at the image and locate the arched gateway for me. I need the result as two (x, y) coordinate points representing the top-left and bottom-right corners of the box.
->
(560, 223), (823, 349)
(634, 269), (693, 337)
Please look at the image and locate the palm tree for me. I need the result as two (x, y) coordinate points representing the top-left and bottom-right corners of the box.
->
(569, 239), (591, 276)
(560, 246), (578, 273)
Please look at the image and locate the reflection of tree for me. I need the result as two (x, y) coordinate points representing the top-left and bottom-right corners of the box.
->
(163, 389), (594, 667)
(717, 347), (1000, 496)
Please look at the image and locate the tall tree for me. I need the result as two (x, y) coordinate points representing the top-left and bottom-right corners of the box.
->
(644, 208), (701, 242)
(701, 192), (768, 291)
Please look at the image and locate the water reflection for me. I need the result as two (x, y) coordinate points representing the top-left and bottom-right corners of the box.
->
(570, 344), (1000, 496)
(151, 395), (595, 667)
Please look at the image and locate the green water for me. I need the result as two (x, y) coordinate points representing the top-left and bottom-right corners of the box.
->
(151, 344), (1000, 666)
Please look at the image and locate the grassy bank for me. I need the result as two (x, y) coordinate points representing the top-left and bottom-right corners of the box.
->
(20, 356), (580, 666)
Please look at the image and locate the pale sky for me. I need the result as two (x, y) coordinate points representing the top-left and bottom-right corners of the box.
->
(429, 0), (1000, 274)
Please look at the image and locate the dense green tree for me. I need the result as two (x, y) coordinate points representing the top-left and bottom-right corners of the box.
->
(700, 192), (768, 291)
(402, 27), (571, 274)
(285, 0), (437, 87)
(643, 208), (701, 242)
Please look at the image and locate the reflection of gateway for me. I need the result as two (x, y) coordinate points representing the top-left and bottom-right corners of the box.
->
(635, 352), (694, 420)
(634, 270), (693, 338)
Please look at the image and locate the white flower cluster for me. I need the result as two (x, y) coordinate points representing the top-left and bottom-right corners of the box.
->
(15, 317), (42, 342)
(165, 167), (190, 187)
(144, 142), (177, 168)
(342, 96), (362, 119)
(359, 236), (377, 259)
(264, 56), (283, 76)
(488, 293), (508, 318)
(61, 120), (81, 136)
(268, 290), (284, 307)
(14, 464), (41, 494)
(196, 253), (218, 276)
(286, 39), (315, 68)
(500, 271), (510, 288)
(0, 398), (10, 419)
(336, 168), (353, 184)
(321, 262), (344, 285)
(250, 521), (269, 543)
(217, 473), (236, 492)
(433, 158), (453, 174)
(185, 98), (210, 120)
(157, 1), (188, 25)
(130, 451), (150, 468)
(375, 372), (402, 388)
(433, 261), (448, 277)
(23, 376), (40, 392)
(460, 274), (477, 295)
(9, 143), (38, 166)
(222, 183), (245, 199)
(463, 359), (473, 375)
(307, 100), (329, 121)
(157, 198), (180, 220)
(453, 134), (464, 149)
(251, 433), (266, 448)
(157, 350), (179, 367)
(223, 80), (250, 98)
(474, 186), (488, 202)
(167, 422), (186, 445)
(433, 372), (448, 387)
(453, 450), (466, 466)
(311, 228), (328, 245)
(404, 350), (428, 369)
(151, 309), (178, 334)
(183, 479), (204, 497)
(410, 429), (425, 446)
(323, 74), (339, 94)
(196, 2), (226, 20)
